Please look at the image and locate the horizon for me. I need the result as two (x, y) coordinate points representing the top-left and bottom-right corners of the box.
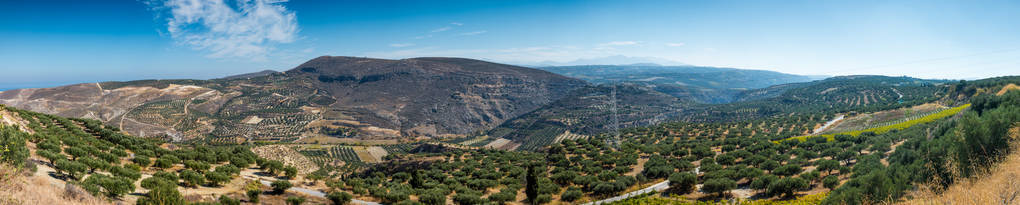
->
(0, 54), (991, 91)
(3, 0), (1020, 88)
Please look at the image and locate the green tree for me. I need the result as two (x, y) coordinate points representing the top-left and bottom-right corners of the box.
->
(65, 146), (88, 160)
(284, 166), (298, 179)
(560, 187), (583, 202)
(823, 175), (839, 190)
(181, 169), (205, 187)
(799, 170), (821, 183)
(263, 160), (284, 175)
(525, 165), (538, 204)
(184, 160), (210, 173)
(133, 155), (151, 167)
(79, 156), (110, 173)
(816, 160), (840, 175)
(668, 172), (697, 194)
(773, 164), (803, 177)
(767, 177), (809, 198)
(247, 189), (261, 203)
(0, 127), (29, 167)
(38, 149), (64, 164)
(751, 174), (779, 193)
(55, 159), (87, 180)
(205, 171), (230, 187)
(272, 180), (293, 194)
(327, 191), (353, 205)
(419, 190), (446, 205)
(702, 178), (736, 197)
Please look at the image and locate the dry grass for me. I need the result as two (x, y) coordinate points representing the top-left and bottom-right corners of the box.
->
(997, 84), (1020, 96)
(0, 164), (111, 205)
(901, 125), (1020, 205)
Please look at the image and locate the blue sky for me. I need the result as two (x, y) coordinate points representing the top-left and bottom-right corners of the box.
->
(2, 0), (1020, 89)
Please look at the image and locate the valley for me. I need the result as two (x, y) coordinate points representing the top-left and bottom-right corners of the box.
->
(1, 57), (1019, 205)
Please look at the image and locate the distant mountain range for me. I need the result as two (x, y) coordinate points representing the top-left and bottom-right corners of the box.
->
(536, 64), (825, 103)
(527, 55), (688, 67)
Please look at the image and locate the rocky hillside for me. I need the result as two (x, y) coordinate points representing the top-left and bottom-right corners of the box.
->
(0, 56), (586, 142)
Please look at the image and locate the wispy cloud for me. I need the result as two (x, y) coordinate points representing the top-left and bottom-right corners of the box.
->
(431, 26), (452, 33)
(450, 22), (463, 26)
(665, 42), (686, 47)
(459, 31), (487, 36)
(364, 45), (619, 63)
(147, 0), (299, 60)
(600, 41), (640, 46)
(389, 43), (415, 47)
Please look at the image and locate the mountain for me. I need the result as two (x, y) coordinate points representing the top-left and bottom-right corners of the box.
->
(536, 64), (820, 103)
(533, 55), (688, 66)
(0, 56), (587, 142)
(218, 69), (279, 80)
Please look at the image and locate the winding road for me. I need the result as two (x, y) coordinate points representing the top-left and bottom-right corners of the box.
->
(582, 180), (670, 205)
(812, 114), (845, 134)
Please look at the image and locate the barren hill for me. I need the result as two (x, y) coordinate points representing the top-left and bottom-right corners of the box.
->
(0, 56), (587, 142)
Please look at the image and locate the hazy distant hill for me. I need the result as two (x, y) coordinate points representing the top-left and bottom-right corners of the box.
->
(537, 64), (821, 103)
(490, 75), (947, 150)
(538, 65), (817, 89)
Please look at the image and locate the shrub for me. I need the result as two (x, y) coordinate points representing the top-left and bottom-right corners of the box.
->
(247, 189), (261, 203)
(218, 195), (240, 205)
(285, 196), (305, 205)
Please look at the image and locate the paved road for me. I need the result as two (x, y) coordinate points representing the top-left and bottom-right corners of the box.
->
(256, 180), (382, 205)
(582, 180), (670, 205)
(813, 114), (845, 134)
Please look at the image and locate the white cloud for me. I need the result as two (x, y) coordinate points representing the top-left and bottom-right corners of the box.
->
(666, 42), (686, 47)
(148, 0), (299, 60)
(431, 26), (452, 33)
(599, 41), (639, 46)
(389, 43), (415, 47)
(459, 31), (487, 36)
(450, 22), (463, 26)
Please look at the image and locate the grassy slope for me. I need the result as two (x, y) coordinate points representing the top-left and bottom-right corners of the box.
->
(780, 104), (970, 142)
(901, 125), (1020, 204)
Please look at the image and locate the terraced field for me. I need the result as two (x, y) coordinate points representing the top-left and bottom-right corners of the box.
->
(783, 104), (970, 142)
(380, 144), (416, 154)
